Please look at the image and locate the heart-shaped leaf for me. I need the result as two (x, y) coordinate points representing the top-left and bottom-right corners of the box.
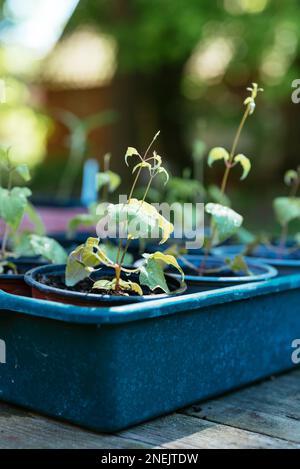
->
(15, 164), (31, 182)
(273, 197), (300, 226)
(65, 237), (104, 286)
(102, 199), (173, 243)
(0, 187), (31, 230)
(205, 203), (243, 245)
(139, 251), (184, 293)
(18, 234), (67, 264)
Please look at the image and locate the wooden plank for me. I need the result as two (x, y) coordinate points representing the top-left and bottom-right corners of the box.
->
(0, 403), (150, 449)
(120, 413), (300, 449)
(183, 370), (300, 443)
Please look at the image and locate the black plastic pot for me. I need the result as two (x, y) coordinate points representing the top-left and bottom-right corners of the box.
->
(25, 264), (187, 306)
(0, 257), (47, 296)
(167, 254), (278, 291)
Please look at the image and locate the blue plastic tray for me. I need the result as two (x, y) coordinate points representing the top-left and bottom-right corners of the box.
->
(0, 273), (299, 432)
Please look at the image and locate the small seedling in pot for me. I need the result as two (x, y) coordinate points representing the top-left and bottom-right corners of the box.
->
(189, 83), (263, 275)
(65, 132), (185, 296)
(67, 153), (134, 264)
(272, 167), (300, 254)
(0, 148), (67, 274)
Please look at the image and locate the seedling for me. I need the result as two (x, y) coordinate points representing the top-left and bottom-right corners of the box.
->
(65, 133), (185, 296)
(197, 83), (263, 274)
(0, 148), (67, 273)
(273, 166), (300, 252)
(67, 152), (134, 264)
(55, 109), (117, 199)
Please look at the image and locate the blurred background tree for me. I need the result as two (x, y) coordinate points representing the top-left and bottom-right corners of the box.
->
(0, 0), (300, 229)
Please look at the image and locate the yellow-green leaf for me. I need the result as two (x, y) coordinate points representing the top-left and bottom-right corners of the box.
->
(234, 154), (251, 180)
(125, 147), (139, 166)
(92, 278), (143, 295)
(284, 169), (298, 186)
(208, 147), (229, 167)
(15, 164), (31, 182)
(132, 161), (152, 174)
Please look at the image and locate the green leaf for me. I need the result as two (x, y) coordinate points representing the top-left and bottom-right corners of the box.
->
(15, 164), (31, 182)
(132, 161), (152, 174)
(284, 170), (298, 186)
(65, 237), (103, 287)
(93, 278), (143, 295)
(104, 199), (174, 243)
(234, 154), (251, 180)
(207, 185), (231, 207)
(156, 166), (169, 185)
(96, 170), (121, 193)
(225, 254), (251, 275)
(139, 251), (184, 293)
(151, 151), (162, 170)
(145, 251), (184, 279)
(205, 203), (243, 245)
(139, 257), (169, 293)
(125, 147), (139, 166)
(294, 233), (300, 246)
(273, 197), (300, 226)
(208, 147), (229, 167)
(25, 203), (45, 236)
(192, 139), (206, 162)
(0, 187), (31, 230)
(24, 234), (67, 263)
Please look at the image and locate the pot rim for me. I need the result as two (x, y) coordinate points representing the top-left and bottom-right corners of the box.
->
(0, 257), (47, 280)
(212, 244), (300, 268)
(144, 254), (277, 283)
(24, 264), (187, 303)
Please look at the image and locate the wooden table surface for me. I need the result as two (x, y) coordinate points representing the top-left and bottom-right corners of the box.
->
(1, 368), (299, 449)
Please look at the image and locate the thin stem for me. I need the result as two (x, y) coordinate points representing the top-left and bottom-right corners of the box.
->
(142, 175), (154, 203)
(116, 133), (160, 266)
(201, 105), (251, 273)
(220, 106), (250, 195)
(278, 176), (300, 252)
(102, 153), (110, 202)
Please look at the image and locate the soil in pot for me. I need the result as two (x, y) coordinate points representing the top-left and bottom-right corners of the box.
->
(25, 264), (186, 307)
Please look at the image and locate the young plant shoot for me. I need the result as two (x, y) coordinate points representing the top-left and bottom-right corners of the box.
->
(67, 153), (134, 264)
(200, 83), (263, 274)
(0, 148), (67, 273)
(273, 166), (300, 253)
(65, 133), (185, 296)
